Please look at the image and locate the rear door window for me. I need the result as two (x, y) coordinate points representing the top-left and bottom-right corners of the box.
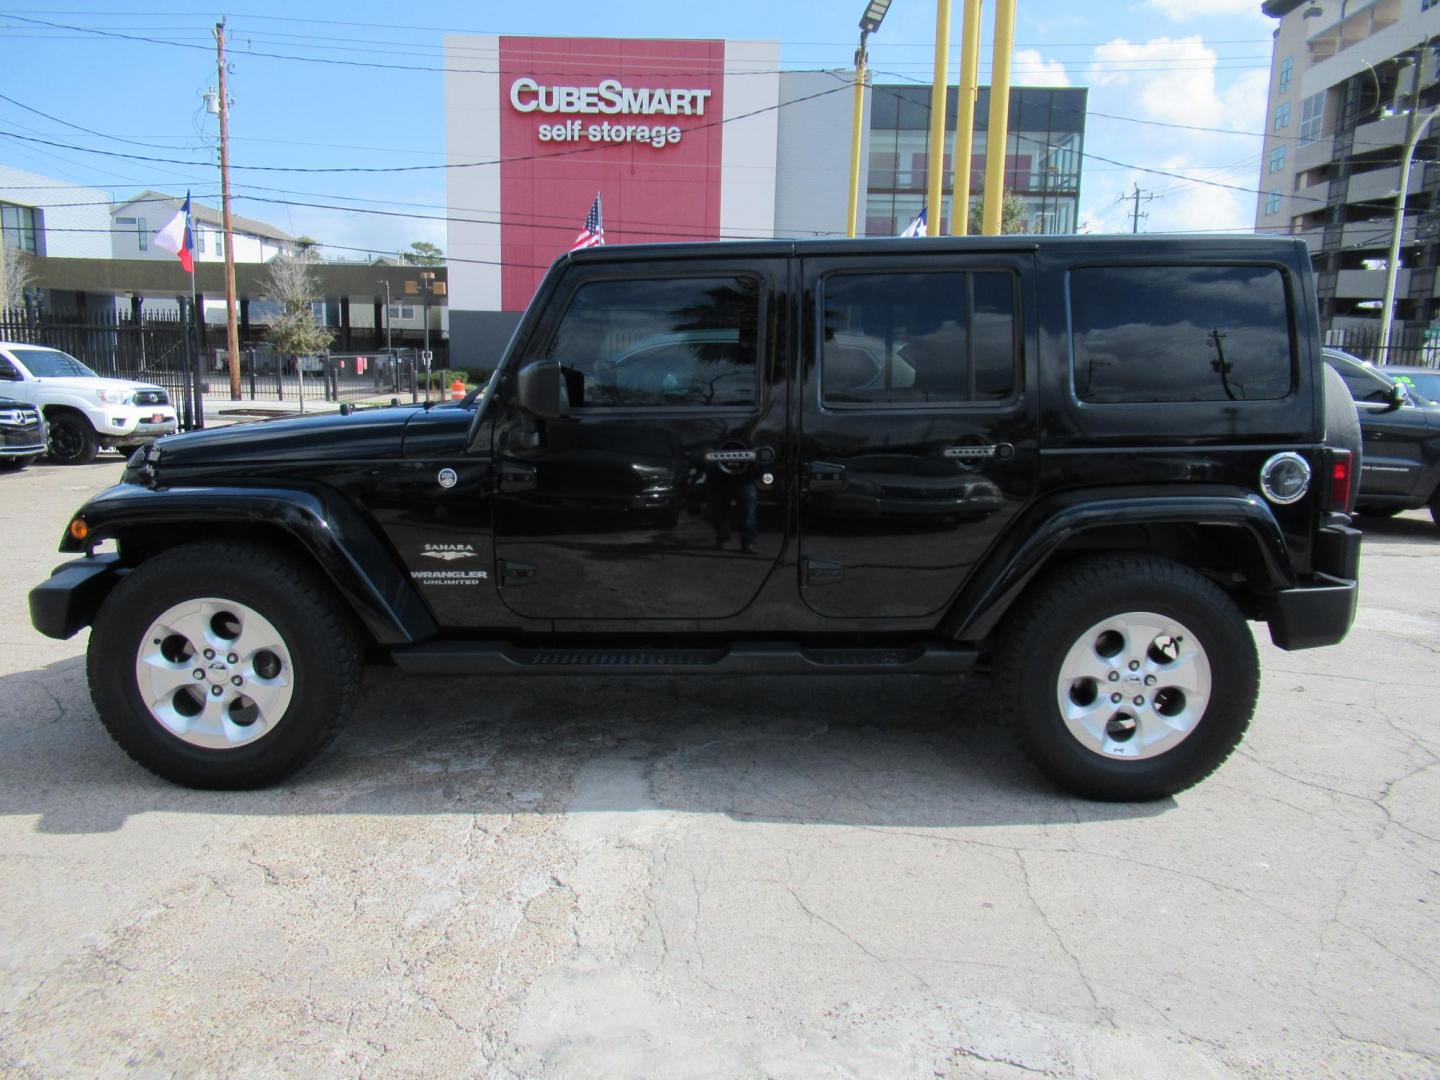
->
(1070, 265), (1294, 403)
(820, 270), (1018, 406)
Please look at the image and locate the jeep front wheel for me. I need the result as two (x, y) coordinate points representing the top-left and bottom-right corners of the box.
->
(87, 542), (362, 789)
(997, 556), (1258, 801)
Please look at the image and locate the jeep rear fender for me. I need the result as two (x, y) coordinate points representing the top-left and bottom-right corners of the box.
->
(941, 488), (1293, 641)
(60, 483), (437, 645)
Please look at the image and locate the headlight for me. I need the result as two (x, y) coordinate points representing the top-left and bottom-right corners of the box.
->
(96, 388), (129, 405)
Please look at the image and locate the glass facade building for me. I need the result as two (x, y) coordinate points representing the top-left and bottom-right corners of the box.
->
(865, 85), (1088, 237)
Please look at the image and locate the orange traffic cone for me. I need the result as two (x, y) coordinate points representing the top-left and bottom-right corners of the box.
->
(450, 378), (465, 401)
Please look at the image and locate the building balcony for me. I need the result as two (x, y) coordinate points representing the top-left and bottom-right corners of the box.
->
(1345, 165), (1400, 206)
(1353, 113), (1407, 153)
(1295, 226), (1326, 252)
(1340, 217), (1414, 251)
(1335, 267), (1408, 298)
(1293, 136), (1335, 174)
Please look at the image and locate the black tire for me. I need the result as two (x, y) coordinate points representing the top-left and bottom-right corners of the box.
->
(1430, 488), (1440, 529)
(0, 455), (36, 470)
(1322, 363), (1362, 514)
(47, 413), (98, 465)
(996, 555), (1258, 801)
(1356, 506), (1402, 518)
(87, 542), (363, 789)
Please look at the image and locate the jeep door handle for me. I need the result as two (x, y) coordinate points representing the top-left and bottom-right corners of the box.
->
(806, 462), (846, 492)
(499, 462), (537, 491)
(943, 443), (1015, 461)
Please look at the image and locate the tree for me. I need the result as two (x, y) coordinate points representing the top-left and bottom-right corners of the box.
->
(0, 244), (33, 310)
(401, 240), (444, 266)
(292, 235), (320, 255)
(264, 249), (332, 364)
(967, 190), (1029, 235)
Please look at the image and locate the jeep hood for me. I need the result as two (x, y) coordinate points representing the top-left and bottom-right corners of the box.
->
(152, 405), (425, 467)
(29, 376), (169, 397)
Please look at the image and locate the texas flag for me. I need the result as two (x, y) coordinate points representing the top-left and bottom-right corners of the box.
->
(153, 192), (195, 272)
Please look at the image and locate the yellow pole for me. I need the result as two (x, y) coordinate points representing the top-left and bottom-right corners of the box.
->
(951, 0), (984, 235)
(846, 46), (868, 238)
(924, 1), (952, 236)
(981, 0), (1017, 235)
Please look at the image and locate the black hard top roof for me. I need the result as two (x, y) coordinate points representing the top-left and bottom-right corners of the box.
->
(565, 234), (1306, 263)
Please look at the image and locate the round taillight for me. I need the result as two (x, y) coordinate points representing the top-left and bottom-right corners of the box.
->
(1260, 452), (1311, 505)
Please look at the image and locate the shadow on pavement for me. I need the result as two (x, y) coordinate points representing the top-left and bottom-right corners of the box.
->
(0, 656), (1171, 834)
(1353, 511), (1437, 544)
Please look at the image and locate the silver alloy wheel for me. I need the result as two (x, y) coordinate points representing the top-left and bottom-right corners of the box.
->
(134, 597), (295, 749)
(1054, 611), (1212, 761)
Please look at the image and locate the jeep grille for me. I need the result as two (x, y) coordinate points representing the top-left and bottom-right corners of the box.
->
(132, 389), (169, 406)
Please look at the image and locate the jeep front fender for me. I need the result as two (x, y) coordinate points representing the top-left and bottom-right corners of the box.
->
(56, 483), (437, 645)
(941, 488), (1293, 641)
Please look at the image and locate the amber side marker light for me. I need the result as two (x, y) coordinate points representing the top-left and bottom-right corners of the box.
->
(68, 518), (88, 541)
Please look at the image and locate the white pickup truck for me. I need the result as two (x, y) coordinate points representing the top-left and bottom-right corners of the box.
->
(0, 343), (179, 465)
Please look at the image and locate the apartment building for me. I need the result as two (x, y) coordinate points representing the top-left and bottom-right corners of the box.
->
(1257, 0), (1440, 336)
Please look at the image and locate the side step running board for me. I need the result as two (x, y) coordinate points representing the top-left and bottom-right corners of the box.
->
(389, 640), (978, 677)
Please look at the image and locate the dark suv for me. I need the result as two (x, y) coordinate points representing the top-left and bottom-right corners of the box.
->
(1322, 348), (1440, 526)
(30, 236), (1362, 801)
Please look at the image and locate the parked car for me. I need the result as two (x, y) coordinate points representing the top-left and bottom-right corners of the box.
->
(0, 343), (179, 465)
(1322, 348), (1440, 525)
(32, 236), (1362, 802)
(1380, 364), (1440, 406)
(0, 395), (46, 470)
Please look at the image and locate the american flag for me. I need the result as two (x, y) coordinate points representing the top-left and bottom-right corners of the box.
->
(570, 193), (605, 251)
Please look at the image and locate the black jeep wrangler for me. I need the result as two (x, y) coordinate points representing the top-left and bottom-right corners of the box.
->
(30, 236), (1363, 800)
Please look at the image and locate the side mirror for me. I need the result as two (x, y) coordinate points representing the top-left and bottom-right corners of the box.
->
(515, 359), (562, 418)
(1381, 381), (1407, 413)
(0, 366), (19, 382)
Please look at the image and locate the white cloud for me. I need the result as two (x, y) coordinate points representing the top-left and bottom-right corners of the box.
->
(1013, 48), (1070, 87)
(1145, 0), (1265, 20)
(1089, 37), (1223, 125)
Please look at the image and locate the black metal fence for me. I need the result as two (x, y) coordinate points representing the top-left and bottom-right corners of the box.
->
(0, 303), (461, 425)
(1324, 326), (1440, 368)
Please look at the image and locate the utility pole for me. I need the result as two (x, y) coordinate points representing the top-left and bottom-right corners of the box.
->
(980, 0), (1017, 235)
(214, 19), (241, 400)
(379, 279), (393, 354)
(1380, 37), (1440, 360)
(924, 0), (952, 236)
(950, 0), (984, 235)
(1127, 182), (1155, 234)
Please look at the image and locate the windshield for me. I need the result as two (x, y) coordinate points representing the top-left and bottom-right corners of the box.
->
(14, 349), (99, 379)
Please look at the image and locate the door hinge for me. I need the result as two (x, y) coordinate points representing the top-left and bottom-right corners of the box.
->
(500, 559), (537, 587)
(499, 462), (538, 491)
(803, 558), (844, 587)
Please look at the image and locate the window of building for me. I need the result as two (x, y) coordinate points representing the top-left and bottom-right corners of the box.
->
(1274, 102), (1292, 130)
(1269, 145), (1288, 173)
(196, 228), (205, 254)
(820, 271), (1017, 406)
(0, 202), (39, 254)
(1279, 56), (1294, 93)
(1424, 0), (1439, 11)
(388, 304), (416, 320)
(1265, 190), (1283, 215)
(1070, 265), (1293, 404)
(544, 275), (761, 408)
(1299, 91), (1325, 145)
(116, 215), (149, 251)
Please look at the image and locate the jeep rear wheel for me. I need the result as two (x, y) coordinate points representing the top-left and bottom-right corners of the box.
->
(87, 542), (362, 789)
(47, 413), (98, 465)
(997, 556), (1258, 801)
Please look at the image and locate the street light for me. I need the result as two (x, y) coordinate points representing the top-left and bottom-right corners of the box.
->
(1379, 38), (1440, 360)
(847, 0), (892, 237)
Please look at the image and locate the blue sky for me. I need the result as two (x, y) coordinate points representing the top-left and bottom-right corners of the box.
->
(0, 0), (1279, 255)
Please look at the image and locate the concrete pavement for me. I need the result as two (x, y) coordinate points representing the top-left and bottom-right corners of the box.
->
(1, 459), (1437, 1078)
